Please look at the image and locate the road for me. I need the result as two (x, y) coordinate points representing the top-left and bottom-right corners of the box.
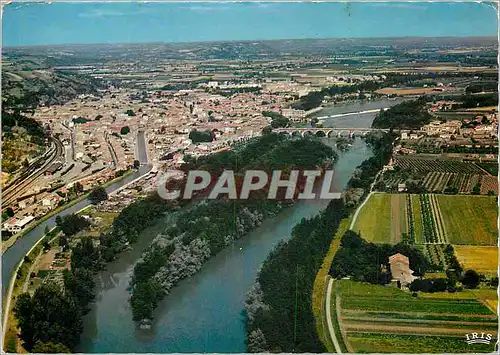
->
(136, 130), (148, 165)
(2, 137), (64, 207)
(326, 277), (342, 353)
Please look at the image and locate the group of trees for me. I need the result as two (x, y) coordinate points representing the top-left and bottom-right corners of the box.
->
(372, 98), (432, 130)
(14, 266), (96, 352)
(130, 134), (337, 323)
(55, 214), (90, 237)
(262, 111), (290, 128)
(88, 186), (108, 204)
(188, 129), (214, 143)
(460, 93), (498, 108)
(330, 231), (428, 284)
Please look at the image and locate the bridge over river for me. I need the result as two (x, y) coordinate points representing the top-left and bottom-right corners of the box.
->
(274, 127), (390, 137)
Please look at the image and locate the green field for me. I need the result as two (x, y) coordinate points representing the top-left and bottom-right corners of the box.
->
(348, 333), (494, 353)
(436, 195), (497, 245)
(354, 193), (497, 246)
(335, 280), (497, 353)
(352, 193), (392, 243)
(411, 195), (424, 243)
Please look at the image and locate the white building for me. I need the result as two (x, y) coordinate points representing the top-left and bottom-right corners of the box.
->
(2, 215), (36, 233)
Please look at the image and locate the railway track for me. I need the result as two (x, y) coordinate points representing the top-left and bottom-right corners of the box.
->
(2, 137), (64, 207)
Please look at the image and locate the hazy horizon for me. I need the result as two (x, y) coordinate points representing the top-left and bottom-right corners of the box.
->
(3, 2), (498, 47)
(3, 34), (498, 50)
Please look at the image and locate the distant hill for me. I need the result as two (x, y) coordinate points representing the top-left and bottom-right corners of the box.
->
(4, 36), (497, 61)
(2, 55), (104, 109)
(1, 55), (104, 179)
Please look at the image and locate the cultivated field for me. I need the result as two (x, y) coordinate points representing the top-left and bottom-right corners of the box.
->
(351, 193), (402, 244)
(354, 193), (497, 246)
(454, 246), (499, 276)
(335, 280), (497, 353)
(436, 195), (497, 245)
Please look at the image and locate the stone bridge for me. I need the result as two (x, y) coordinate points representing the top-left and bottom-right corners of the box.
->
(273, 127), (390, 137)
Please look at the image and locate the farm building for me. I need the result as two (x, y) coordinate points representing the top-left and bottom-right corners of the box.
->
(389, 253), (415, 288)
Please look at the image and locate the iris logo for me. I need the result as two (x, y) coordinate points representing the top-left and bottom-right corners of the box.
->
(464, 332), (493, 345)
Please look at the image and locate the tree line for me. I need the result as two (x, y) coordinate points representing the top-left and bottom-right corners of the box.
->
(245, 132), (396, 352)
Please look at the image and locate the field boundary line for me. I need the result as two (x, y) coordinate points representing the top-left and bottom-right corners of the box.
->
(335, 291), (353, 352)
(349, 192), (374, 230)
(326, 278), (342, 353)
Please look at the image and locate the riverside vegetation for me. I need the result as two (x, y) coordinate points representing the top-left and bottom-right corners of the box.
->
(129, 133), (337, 325)
(244, 132), (395, 352)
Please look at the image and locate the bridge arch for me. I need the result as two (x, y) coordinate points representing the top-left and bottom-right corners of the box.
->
(315, 131), (326, 137)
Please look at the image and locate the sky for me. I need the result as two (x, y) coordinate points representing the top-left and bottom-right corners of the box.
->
(2, 2), (498, 47)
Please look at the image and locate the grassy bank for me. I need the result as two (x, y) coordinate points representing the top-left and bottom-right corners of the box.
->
(312, 217), (351, 352)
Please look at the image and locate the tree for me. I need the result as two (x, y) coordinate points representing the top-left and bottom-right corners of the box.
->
(55, 214), (90, 236)
(32, 341), (71, 353)
(88, 186), (108, 204)
(64, 268), (96, 313)
(59, 235), (69, 250)
(74, 181), (84, 194)
(461, 269), (480, 289)
(189, 129), (214, 143)
(472, 183), (481, 195)
(125, 109), (135, 117)
(5, 207), (14, 217)
(71, 237), (100, 270)
(120, 126), (130, 135)
(262, 126), (272, 135)
(42, 240), (51, 251)
(133, 160), (141, 169)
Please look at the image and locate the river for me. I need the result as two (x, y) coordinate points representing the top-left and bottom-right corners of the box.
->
(78, 99), (400, 353)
